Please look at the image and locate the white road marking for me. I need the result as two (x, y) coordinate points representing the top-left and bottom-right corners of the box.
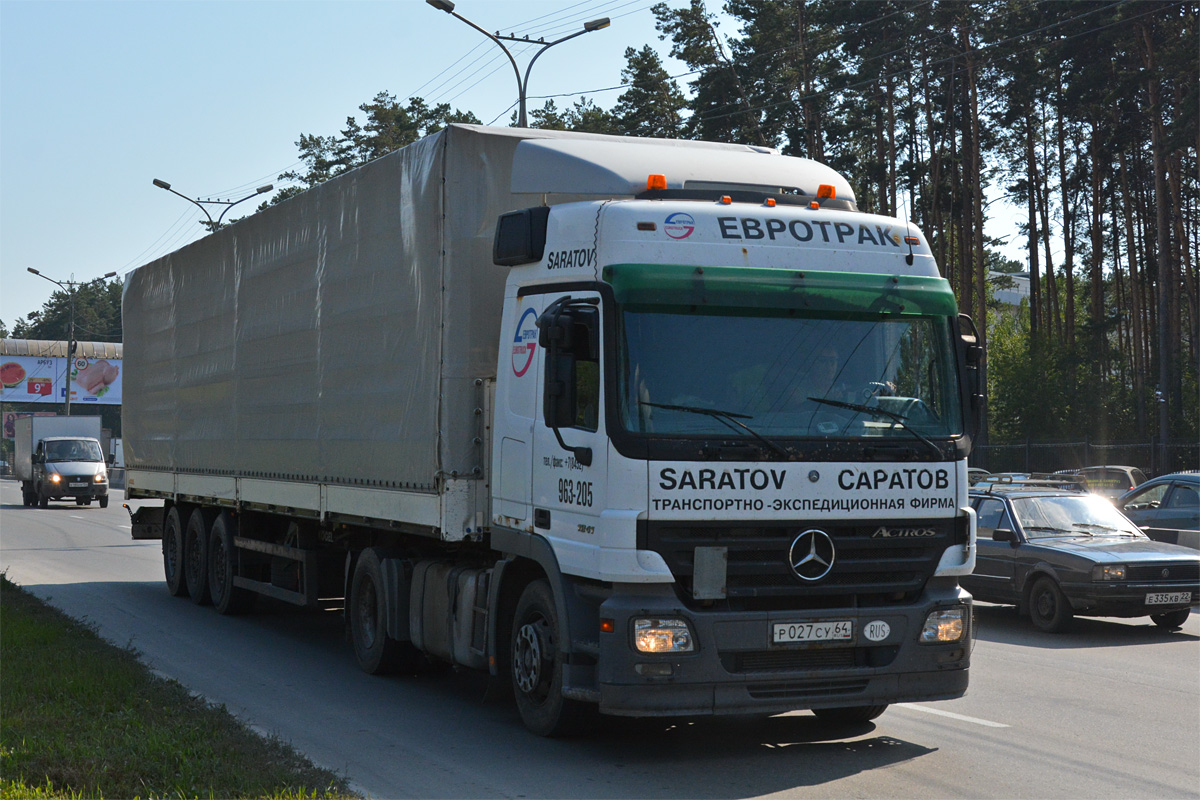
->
(896, 703), (1010, 728)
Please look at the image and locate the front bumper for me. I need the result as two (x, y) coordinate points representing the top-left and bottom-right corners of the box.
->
(594, 583), (972, 717)
(1062, 581), (1199, 617)
(42, 479), (108, 499)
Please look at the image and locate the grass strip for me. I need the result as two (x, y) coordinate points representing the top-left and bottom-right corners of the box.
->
(0, 574), (358, 799)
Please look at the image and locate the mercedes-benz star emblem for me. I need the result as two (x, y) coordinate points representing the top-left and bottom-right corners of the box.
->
(788, 529), (836, 581)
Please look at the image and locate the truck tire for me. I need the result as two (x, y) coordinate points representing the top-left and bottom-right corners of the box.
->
(184, 507), (213, 605)
(99, 496), (109, 509)
(163, 506), (188, 597)
(350, 548), (418, 674)
(208, 511), (255, 616)
(511, 579), (593, 737)
(38, 487), (48, 508)
(812, 704), (889, 724)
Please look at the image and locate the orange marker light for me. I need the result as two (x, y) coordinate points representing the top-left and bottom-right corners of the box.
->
(720, 195), (732, 205)
(765, 198), (777, 207)
(904, 236), (920, 245)
(637, 222), (657, 231)
(810, 201), (820, 209)
(600, 618), (616, 634)
(817, 184), (836, 199)
(646, 174), (668, 191)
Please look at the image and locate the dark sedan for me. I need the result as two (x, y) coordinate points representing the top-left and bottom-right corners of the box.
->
(1117, 472), (1200, 550)
(964, 483), (1199, 632)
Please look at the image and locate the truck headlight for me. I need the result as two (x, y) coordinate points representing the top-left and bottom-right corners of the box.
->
(920, 608), (965, 643)
(1092, 565), (1126, 581)
(49, 473), (62, 484)
(94, 473), (107, 483)
(633, 618), (694, 653)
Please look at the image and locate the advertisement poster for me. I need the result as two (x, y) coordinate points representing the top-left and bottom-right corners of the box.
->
(0, 355), (122, 405)
(3, 411), (57, 440)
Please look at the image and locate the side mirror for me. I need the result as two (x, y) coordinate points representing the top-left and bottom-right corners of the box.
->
(992, 528), (1018, 544)
(537, 297), (598, 467)
(957, 313), (984, 439)
(540, 315), (580, 430)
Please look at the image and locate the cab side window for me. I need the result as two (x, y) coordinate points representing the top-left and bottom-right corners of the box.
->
(567, 305), (600, 432)
(575, 358), (599, 431)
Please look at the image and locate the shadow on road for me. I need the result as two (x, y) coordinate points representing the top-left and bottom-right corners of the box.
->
(972, 601), (1197, 649)
(16, 578), (941, 798)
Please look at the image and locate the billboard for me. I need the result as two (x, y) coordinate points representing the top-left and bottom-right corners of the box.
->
(0, 355), (122, 405)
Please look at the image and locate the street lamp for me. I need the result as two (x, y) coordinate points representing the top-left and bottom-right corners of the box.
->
(26, 268), (118, 416)
(152, 179), (273, 233)
(426, 0), (610, 127)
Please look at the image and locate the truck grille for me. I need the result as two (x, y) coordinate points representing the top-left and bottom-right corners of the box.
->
(639, 518), (963, 610)
(720, 645), (898, 674)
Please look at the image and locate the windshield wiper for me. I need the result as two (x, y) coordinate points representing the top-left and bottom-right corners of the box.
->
(638, 401), (790, 458)
(1024, 525), (1089, 537)
(806, 396), (943, 459)
(1073, 522), (1135, 536)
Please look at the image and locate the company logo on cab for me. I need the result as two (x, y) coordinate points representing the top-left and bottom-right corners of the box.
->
(663, 212), (695, 239)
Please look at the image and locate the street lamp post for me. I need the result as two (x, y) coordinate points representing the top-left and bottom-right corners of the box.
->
(26, 269), (118, 416)
(152, 179), (273, 233)
(426, 1), (610, 128)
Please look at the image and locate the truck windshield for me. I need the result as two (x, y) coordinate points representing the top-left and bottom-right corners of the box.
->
(45, 440), (104, 462)
(617, 309), (963, 440)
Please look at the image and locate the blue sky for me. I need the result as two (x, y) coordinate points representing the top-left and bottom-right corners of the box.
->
(1, 0), (683, 327)
(1, 0), (1025, 331)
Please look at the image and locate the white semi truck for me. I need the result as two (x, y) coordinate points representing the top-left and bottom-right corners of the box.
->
(124, 125), (982, 735)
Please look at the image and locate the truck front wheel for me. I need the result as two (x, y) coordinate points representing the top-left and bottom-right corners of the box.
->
(38, 486), (48, 508)
(511, 580), (592, 737)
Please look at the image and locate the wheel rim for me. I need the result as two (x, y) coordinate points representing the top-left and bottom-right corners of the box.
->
(1034, 585), (1056, 621)
(513, 616), (551, 698)
(187, 532), (202, 582)
(212, 537), (228, 599)
(165, 530), (179, 580)
(356, 580), (378, 649)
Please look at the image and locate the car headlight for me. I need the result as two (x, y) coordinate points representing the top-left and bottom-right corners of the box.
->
(94, 472), (107, 483)
(920, 608), (966, 643)
(1093, 564), (1126, 581)
(633, 618), (694, 653)
(49, 473), (62, 484)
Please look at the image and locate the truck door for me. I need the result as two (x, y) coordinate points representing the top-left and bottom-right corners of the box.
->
(531, 290), (607, 577)
(493, 295), (544, 525)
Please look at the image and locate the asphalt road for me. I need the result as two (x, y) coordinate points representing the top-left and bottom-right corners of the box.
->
(2, 478), (1198, 800)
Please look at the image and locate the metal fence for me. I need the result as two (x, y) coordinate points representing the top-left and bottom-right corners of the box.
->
(972, 439), (1199, 478)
